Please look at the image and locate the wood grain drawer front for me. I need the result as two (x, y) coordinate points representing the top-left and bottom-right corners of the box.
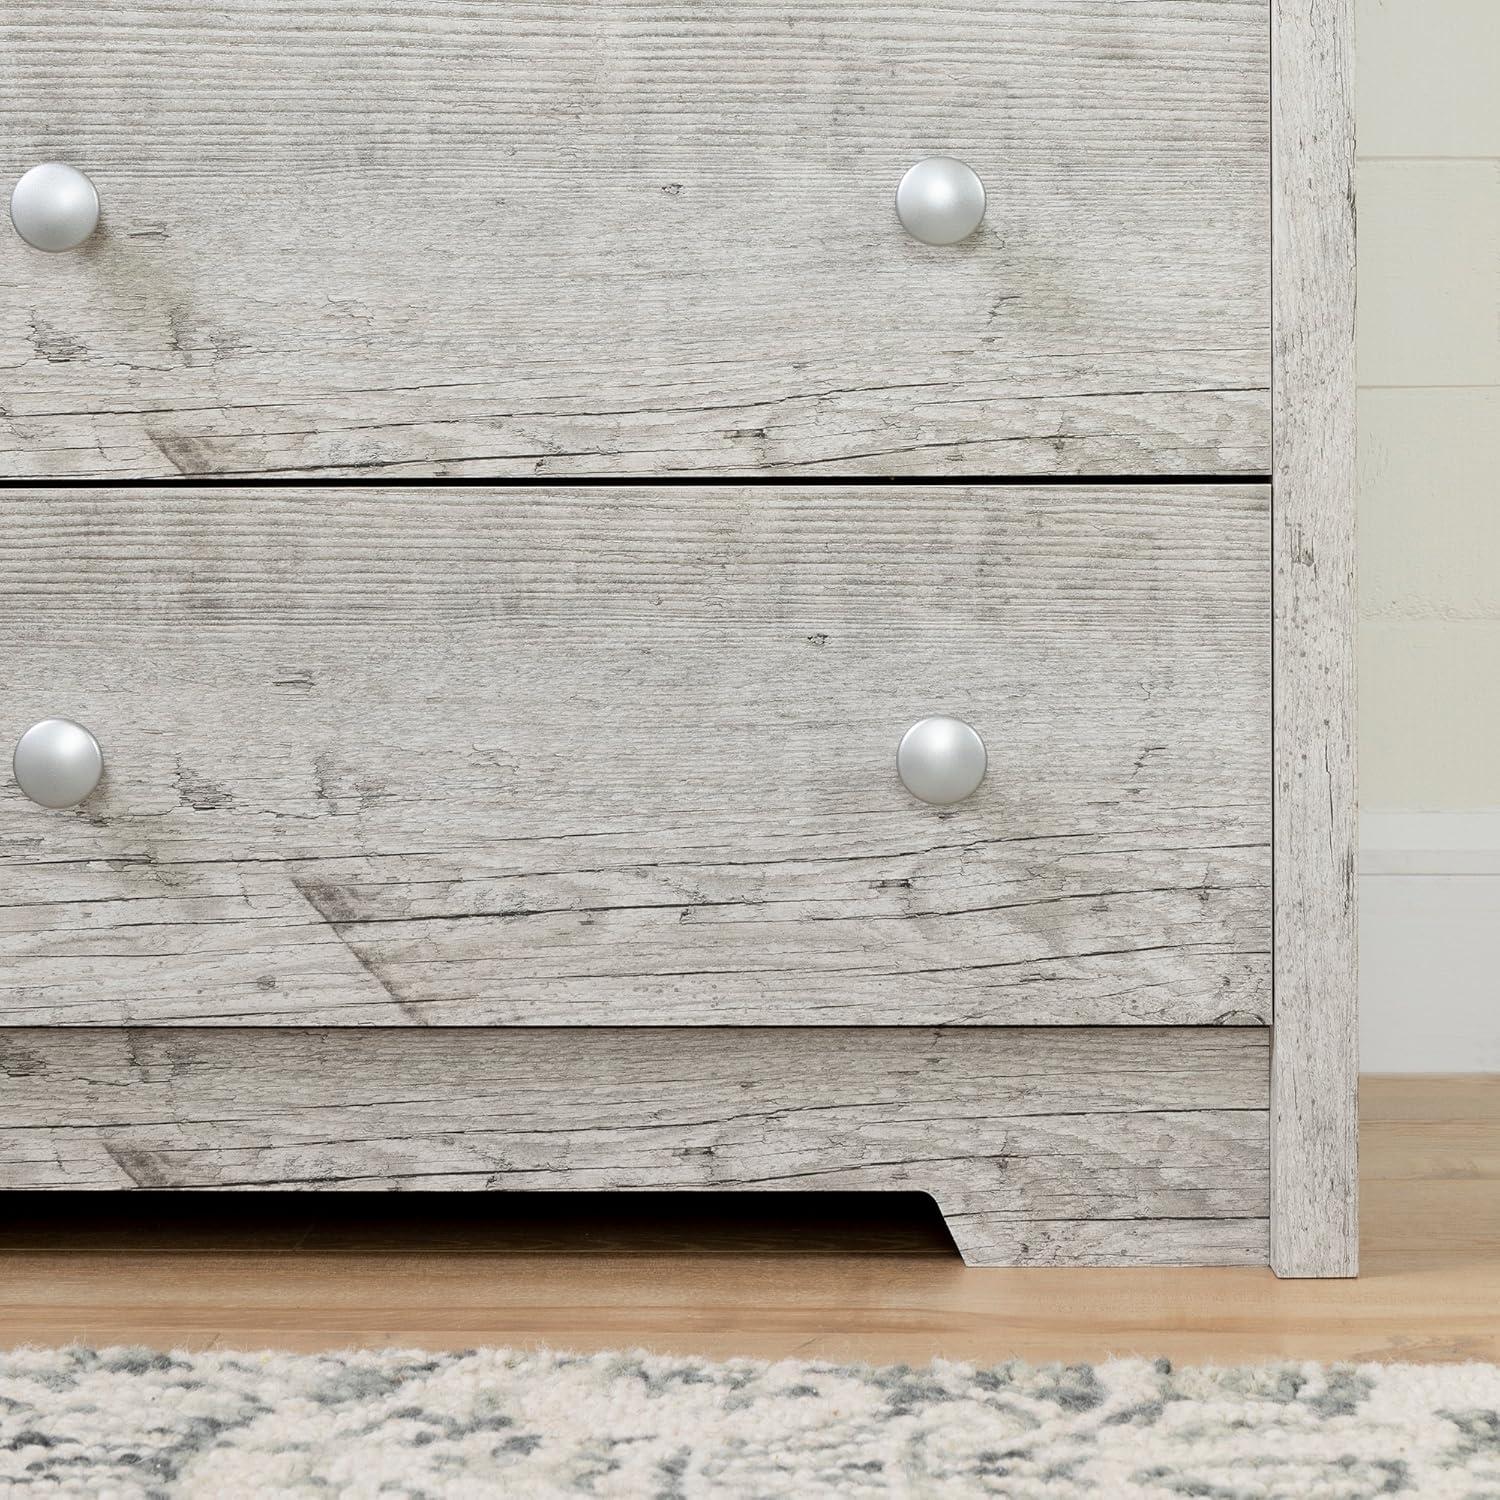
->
(0, 1027), (1271, 1267)
(0, 1), (1269, 480)
(0, 485), (1269, 1028)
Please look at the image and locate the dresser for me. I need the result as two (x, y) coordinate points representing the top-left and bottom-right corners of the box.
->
(0, 0), (1355, 1274)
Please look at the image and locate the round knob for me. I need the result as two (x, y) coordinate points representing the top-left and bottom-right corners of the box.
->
(897, 716), (987, 805)
(13, 719), (104, 808)
(895, 157), (986, 246)
(9, 163), (99, 252)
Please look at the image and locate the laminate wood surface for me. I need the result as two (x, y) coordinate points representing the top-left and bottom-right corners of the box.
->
(0, 0), (1270, 478)
(0, 1027), (1272, 1268)
(0, 485), (1271, 1028)
(1269, 0), (1359, 1277)
(0, 1077), (1492, 1364)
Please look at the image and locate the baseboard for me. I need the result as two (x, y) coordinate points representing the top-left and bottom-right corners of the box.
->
(0, 1027), (1270, 1268)
(1360, 811), (1500, 1072)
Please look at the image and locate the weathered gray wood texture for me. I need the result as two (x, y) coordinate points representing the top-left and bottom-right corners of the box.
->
(0, 485), (1270, 1028)
(0, 1027), (1271, 1266)
(0, 0), (1269, 478)
(1269, 0), (1358, 1277)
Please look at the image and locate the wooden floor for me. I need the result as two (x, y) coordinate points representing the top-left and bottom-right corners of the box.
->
(2, 1077), (1495, 1365)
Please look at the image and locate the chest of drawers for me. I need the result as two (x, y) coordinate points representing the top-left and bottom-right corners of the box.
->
(0, 0), (1355, 1275)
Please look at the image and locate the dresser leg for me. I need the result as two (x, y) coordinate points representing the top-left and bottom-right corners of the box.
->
(936, 1201), (1267, 1270)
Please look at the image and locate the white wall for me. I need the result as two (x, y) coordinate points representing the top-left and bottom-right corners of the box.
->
(1357, 0), (1500, 1068)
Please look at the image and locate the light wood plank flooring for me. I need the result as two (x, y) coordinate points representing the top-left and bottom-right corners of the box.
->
(1, 1076), (1494, 1365)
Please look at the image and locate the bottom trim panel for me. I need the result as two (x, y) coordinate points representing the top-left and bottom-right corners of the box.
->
(0, 1027), (1269, 1267)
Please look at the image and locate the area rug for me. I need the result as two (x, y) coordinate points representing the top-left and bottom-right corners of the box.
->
(2, 1348), (1497, 1498)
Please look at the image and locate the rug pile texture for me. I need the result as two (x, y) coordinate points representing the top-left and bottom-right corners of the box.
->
(1, 1346), (1497, 1497)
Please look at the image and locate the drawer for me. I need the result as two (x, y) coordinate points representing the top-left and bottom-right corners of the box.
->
(0, 484), (1269, 1027)
(1, 0), (1268, 479)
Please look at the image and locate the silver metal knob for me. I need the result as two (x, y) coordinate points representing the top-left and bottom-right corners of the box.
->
(897, 716), (987, 805)
(10, 163), (99, 252)
(896, 157), (986, 246)
(13, 719), (104, 808)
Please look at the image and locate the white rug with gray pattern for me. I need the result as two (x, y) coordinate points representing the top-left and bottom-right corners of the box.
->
(2, 1347), (1497, 1497)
